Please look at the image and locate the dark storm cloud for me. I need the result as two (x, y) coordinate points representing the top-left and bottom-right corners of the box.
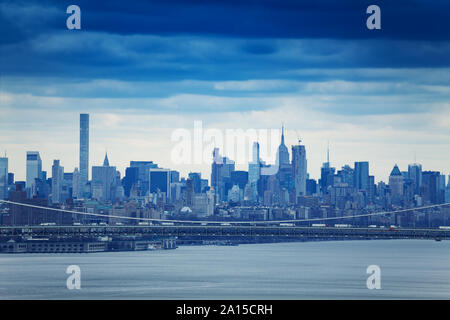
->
(3, 0), (450, 40)
(0, 0), (449, 99)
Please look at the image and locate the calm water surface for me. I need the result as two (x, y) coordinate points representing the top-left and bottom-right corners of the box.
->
(0, 240), (449, 299)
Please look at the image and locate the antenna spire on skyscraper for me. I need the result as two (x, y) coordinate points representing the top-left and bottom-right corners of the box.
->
(103, 151), (110, 167)
(327, 140), (330, 164)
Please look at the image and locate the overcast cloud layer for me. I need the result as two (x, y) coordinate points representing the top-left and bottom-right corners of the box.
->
(1, 0), (449, 182)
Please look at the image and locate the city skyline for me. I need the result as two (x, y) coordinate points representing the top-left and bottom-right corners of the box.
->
(0, 114), (448, 185)
(2, 0), (450, 303)
(1, 0), (449, 184)
(0, 113), (448, 185)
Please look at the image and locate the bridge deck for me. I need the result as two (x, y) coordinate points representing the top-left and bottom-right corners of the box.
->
(1, 225), (449, 240)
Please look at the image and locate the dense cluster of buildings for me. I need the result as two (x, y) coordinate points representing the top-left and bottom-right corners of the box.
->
(0, 114), (449, 227)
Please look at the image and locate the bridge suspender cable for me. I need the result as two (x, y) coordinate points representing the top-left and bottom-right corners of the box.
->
(0, 199), (449, 225)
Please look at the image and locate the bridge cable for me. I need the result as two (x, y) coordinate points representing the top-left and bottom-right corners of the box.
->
(1, 199), (449, 225)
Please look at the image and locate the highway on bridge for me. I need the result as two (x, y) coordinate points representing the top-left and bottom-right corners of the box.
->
(1, 225), (449, 241)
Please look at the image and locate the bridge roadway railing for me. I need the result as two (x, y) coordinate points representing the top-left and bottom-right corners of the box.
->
(1, 225), (449, 240)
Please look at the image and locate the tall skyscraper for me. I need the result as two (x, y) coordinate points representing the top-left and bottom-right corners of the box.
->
(354, 161), (369, 191)
(210, 148), (235, 202)
(211, 148), (222, 196)
(0, 157), (8, 200)
(320, 162), (335, 194)
(319, 145), (335, 194)
(128, 160), (158, 196)
(408, 163), (422, 195)
(51, 160), (64, 204)
(8, 173), (14, 185)
(276, 126), (290, 166)
(248, 142), (261, 202)
(72, 168), (80, 199)
(92, 153), (117, 202)
(389, 164), (404, 197)
(276, 127), (293, 197)
(185, 178), (194, 206)
(123, 167), (139, 197)
(422, 171), (441, 204)
(170, 170), (180, 183)
(79, 113), (89, 197)
(26, 151), (42, 197)
(150, 168), (171, 200)
(188, 172), (202, 193)
(291, 141), (307, 200)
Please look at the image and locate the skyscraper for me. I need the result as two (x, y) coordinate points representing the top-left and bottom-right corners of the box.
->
(276, 126), (293, 196)
(150, 168), (171, 200)
(354, 161), (369, 191)
(319, 144), (335, 194)
(422, 171), (441, 204)
(51, 160), (64, 204)
(320, 162), (335, 194)
(123, 167), (139, 197)
(128, 160), (158, 196)
(26, 151), (42, 197)
(337, 165), (354, 187)
(188, 172), (202, 193)
(211, 148), (235, 202)
(276, 125), (290, 166)
(389, 164), (404, 197)
(0, 157), (8, 200)
(72, 168), (80, 199)
(92, 153), (117, 202)
(248, 142), (261, 202)
(291, 141), (307, 200)
(185, 178), (194, 207)
(408, 163), (422, 195)
(79, 113), (89, 198)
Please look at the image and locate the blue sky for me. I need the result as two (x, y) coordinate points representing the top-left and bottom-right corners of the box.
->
(1, 0), (449, 182)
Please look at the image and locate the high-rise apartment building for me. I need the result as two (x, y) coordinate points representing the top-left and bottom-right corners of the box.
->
(408, 163), (422, 195)
(0, 157), (8, 200)
(26, 151), (42, 197)
(422, 171), (441, 204)
(248, 142), (261, 202)
(211, 148), (235, 202)
(128, 161), (158, 196)
(150, 168), (171, 200)
(72, 168), (80, 199)
(354, 161), (369, 191)
(389, 164), (404, 197)
(51, 160), (64, 204)
(79, 113), (89, 197)
(292, 142), (307, 200)
(92, 153), (116, 202)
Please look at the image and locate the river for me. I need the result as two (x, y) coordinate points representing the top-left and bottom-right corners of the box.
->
(0, 240), (449, 299)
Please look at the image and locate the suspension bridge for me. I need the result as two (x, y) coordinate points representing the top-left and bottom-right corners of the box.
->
(0, 200), (449, 241)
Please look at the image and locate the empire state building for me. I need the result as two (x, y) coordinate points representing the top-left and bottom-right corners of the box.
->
(277, 125), (290, 167)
